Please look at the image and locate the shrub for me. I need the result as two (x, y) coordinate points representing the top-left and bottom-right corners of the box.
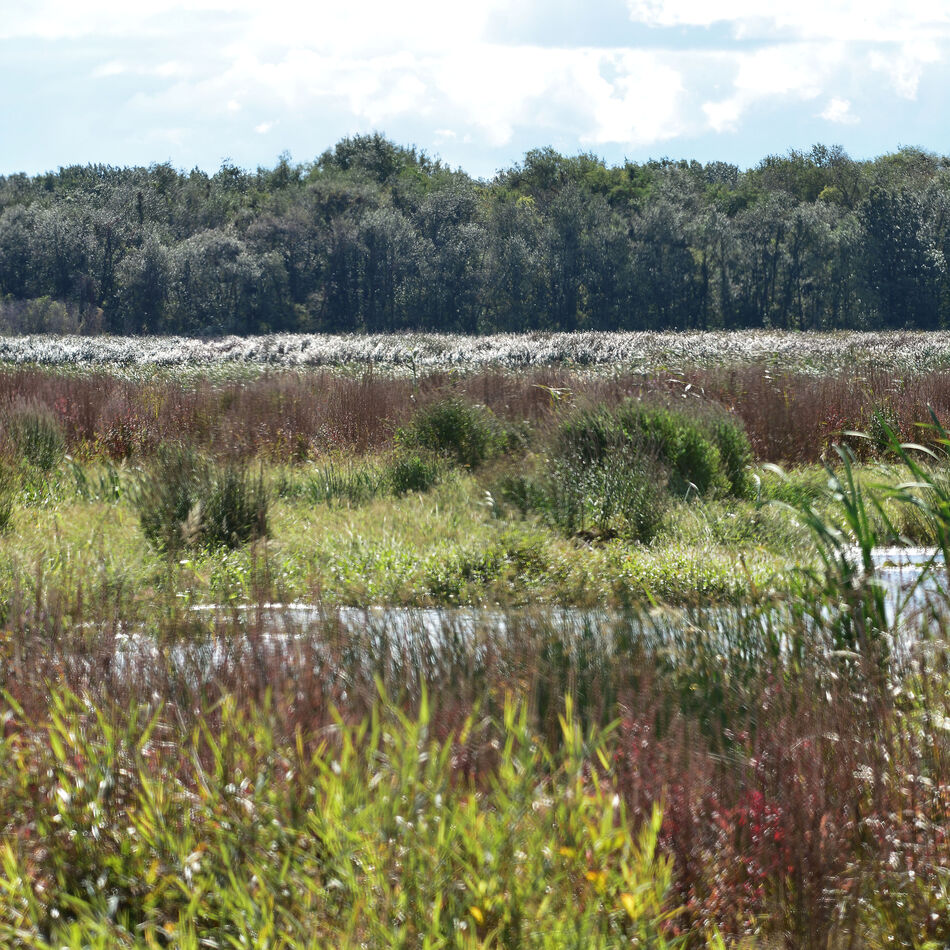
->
(613, 402), (729, 498)
(867, 403), (901, 457)
(500, 400), (752, 543)
(556, 405), (619, 465)
(557, 401), (733, 499)
(132, 446), (268, 552)
(397, 398), (504, 468)
(556, 449), (667, 542)
(706, 415), (753, 497)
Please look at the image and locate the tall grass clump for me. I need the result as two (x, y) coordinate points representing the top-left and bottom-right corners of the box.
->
(0, 687), (684, 948)
(280, 451), (443, 508)
(299, 458), (386, 506)
(397, 398), (506, 469)
(132, 446), (268, 552)
(532, 448), (668, 542)
(384, 449), (443, 495)
(0, 458), (16, 533)
(4, 401), (64, 472)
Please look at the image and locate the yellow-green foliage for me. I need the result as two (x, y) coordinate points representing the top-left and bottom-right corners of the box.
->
(0, 689), (683, 949)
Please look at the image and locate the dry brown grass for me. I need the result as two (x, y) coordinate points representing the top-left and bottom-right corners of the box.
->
(4, 363), (950, 464)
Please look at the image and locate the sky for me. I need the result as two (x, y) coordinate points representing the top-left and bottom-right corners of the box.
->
(2, 0), (949, 180)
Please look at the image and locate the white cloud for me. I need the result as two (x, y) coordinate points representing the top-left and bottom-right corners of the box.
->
(820, 97), (858, 123)
(6, 0), (950, 174)
(703, 98), (742, 133)
(0, 0), (508, 46)
(149, 40), (690, 150)
(625, 0), (950, 44)
(869, 40), (941, 98)
(92, 60), (125, 78)
(579, 50), (686, 145)
(623, 1), (950, 129)
(700, 42), (836, 133)
(155, 61), (190, 78)
(429, 44), (562, 146)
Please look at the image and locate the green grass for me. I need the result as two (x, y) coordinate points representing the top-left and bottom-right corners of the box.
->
(0, 464), (804, 613)
(0, 688), (684, 949)
(3, 453), (939, 623)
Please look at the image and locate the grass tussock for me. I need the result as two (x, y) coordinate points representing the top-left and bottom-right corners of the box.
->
(1, 400), (65, 472)
(0, 458), (15, 533)
(131, 446), (268, 552)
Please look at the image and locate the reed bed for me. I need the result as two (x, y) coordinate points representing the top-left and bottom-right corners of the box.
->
(3, 330), (950, 374)
(3, 361), (950, 464)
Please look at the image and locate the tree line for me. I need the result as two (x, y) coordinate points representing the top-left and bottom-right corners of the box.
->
(1, 136), (949, 335)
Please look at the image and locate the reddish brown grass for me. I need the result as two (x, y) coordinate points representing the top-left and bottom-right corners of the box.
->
(3, 363), (950, 464)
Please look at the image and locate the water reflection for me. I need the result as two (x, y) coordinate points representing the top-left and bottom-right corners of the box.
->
(109, 547), (950, 682)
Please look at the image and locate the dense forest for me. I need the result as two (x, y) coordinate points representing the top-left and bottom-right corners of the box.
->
(1, 136), (949, 335)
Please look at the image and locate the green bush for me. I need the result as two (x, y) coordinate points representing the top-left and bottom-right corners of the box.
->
(706, 415), (753, 497)
(132, 446), (268, 552)
(556, 406), (619, 466)
(613, 402), (728, 497)
(558, 401), (746, 499)
(132, 445), (203, 552)
(500, 400), (751, 543)
(867, 403), (901, 457)
(397, 398), (504, 469)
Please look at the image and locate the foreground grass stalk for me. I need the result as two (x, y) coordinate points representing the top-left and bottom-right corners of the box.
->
(0, 687), (689, 948)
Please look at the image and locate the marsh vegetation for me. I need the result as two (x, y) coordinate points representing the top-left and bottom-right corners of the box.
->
(2, 350), (950, 946)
